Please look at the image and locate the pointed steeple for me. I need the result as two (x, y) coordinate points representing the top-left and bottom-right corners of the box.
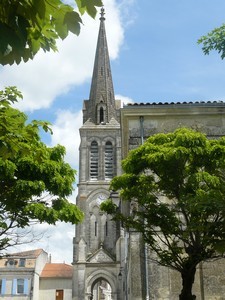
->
(87, 7), (116, 124)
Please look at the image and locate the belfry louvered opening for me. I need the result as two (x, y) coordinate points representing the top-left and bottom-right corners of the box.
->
(105, 141), (114, 179)
(90, 141), (99, 180)
(100, 107), (104, 123)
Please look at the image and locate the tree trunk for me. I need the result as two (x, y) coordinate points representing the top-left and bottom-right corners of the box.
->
(179, 267), (197, 300)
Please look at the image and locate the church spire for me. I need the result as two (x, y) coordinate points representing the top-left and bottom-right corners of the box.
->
(88, 7), (116, 124)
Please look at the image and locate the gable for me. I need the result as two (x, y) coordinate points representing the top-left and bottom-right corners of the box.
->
(87, 248), (114, 263)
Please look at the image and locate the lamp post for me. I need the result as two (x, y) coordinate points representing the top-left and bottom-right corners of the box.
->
(118, 269), (123, 300)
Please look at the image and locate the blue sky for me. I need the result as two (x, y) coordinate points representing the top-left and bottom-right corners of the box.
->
(1, 0), (225, 263)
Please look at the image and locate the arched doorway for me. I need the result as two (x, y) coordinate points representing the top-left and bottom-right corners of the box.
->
(92, 278), (112, 299)
(86, 270), (118, 300)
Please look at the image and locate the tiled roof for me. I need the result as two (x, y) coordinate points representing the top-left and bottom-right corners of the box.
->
(40, 263), (73, 278)
(125, 100), (225, 106)
(8, 249), (44, 258)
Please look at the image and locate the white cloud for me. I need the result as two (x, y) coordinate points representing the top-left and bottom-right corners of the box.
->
(0, 0), (125, 112)
(50, 109), (82, 168)
(11, 222), (75, 264)
(118, 0), (138, 28)
(40, 222), (75, 264)
(116, 94), (134, 106)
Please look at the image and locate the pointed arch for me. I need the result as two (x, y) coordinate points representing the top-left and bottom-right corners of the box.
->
(90, 213), (98, 251)
(100, 107), (104, 123)
(96, 102), (107, 124)
(86, 269), (118, 300)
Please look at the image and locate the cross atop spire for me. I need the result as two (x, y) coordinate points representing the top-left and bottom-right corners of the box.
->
(86, 7), (116, 124)
(100, 7), (105, 21)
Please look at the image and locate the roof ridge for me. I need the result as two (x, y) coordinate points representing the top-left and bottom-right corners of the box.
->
(125, 100), (225, 107)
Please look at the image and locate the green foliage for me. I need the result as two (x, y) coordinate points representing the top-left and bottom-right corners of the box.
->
(76, 0), (103, 17)
(198, 24), (225, 59)
(102, 128), (225, 297)
(0, 87), (84, 251)
(100, 199), (117, 215)
(0, 0), (103, 65)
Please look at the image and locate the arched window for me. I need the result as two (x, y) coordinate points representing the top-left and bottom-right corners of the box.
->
(105, 221), (108, 236)
(105, 141), (114, 179)
(100, 107), (104, 123)
(90, 141), (98, 180)
(95, 221), (98, 236)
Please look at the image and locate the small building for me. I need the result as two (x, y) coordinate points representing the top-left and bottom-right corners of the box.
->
(0, 249), (73, 300)
(39, 263), (73, 300)
(0, 249), (48, 300)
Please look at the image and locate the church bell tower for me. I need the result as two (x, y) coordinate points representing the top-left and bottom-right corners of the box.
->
(72, 8), (124, 300)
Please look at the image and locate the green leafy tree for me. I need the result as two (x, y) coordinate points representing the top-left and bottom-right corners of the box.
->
(0, 0), (103, 65)
(101, 128), (225, 300)
(0, 87), (83, 252)
(198, 24), (225, 59)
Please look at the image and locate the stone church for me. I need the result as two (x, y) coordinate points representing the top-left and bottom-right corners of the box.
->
(72, 8), (225, 300)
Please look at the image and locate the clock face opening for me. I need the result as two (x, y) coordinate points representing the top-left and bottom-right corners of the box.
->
(96, 193), (107, 205)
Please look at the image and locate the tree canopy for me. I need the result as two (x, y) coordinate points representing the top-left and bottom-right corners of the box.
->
(101, 128), (225, 300)
(0, 0), (103, 65)
(0, 87), (83, 252)
(198, 24), (225, 59)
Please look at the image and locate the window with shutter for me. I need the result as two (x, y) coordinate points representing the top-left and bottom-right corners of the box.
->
(12, 278), (28, 295)
(12, 279), (17, 295)
(24, 279), (29, 295)
(1, 279), (6, 295)
(17, 279), (24, 294)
